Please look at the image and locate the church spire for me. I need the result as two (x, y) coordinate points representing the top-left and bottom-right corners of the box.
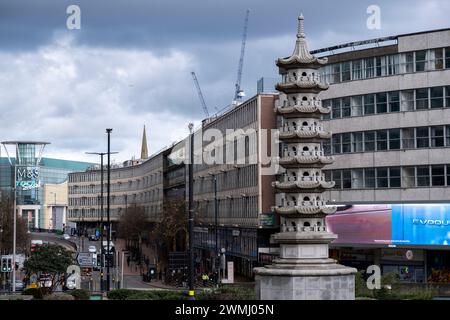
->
(141, 125), (148, 160)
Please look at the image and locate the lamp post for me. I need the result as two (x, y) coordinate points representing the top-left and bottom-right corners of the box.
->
(106, 128), (112, 292)
(187, 123), (195, 298)
(86, 145), (118, 293)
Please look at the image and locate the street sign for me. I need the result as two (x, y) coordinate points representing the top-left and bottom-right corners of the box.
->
(77, 252), (94, 267)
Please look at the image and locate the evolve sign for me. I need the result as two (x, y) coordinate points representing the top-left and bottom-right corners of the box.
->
(412, 219), (450, 226)
(16, 166), (41, 190)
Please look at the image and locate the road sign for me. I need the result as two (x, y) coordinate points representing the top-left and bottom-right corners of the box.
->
(77, 252), (94, 267)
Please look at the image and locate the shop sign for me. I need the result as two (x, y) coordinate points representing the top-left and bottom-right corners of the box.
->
(259, 213), (276, 227)
(16, 166), (40, 190)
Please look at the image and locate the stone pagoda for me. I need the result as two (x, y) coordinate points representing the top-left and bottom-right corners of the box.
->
(254, 14), (356, 300)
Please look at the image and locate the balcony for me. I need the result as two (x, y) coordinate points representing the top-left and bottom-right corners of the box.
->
(278, 151), (334, 167)
(272, 175), (335, 190)
(274, 99), (330, 116)
(279, 125), (332, 140)
(272, 201), (336, 216)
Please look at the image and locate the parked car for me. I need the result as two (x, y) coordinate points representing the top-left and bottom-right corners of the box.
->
(88, 245), (97, 253)
(89, 234), (99, 241)
(63, 234), (71, 240)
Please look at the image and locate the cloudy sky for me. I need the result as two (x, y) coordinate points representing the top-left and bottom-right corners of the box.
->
(0, 0), (449, 163)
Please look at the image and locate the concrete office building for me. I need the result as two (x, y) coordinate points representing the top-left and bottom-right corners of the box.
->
(192, 93), (278, 278)
(316, 28), (450, 283)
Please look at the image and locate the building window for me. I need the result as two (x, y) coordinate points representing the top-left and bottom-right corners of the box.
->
(341, 61), (351, 81)
(446, 47), (450, 69)
(352, 169), (364, 188)
(323, 139), (331, 155)
(342, 133), (351, 153)
(389, 167), (401, 187)
(331, 64), (341, 83)
(375, 56), (387, 76)
(416, 166), (430, 187)
(416, 127), (430, 148)
(431, 126), (445, 147)
(431, 165), (445, 186)
(364, 57), (375, 78)
(404, 52), (414, 73)
(364, 131), (375, 151)
(332, 134), (342, 154)
(342, 170), (352, 189)
(415, 88), (429, 110)
(364, 168), (376, 188)
(415, 50), (427, 72)
(332, 98), (341, 118)
(445, 86), (450, 107)
(387, 54), (399, 75)
(376, 130), (388, 151)
(364, 94), (375, 114)
(332, 171), (342, 189)
(401, 90), (415, 111)
(388, 91), (400, 112)
(389, 129), (401, 150)
(376, 168), (388, 188)
(376, 93), (388, 113)
(431, 48), (444, 70)
(352, 60), (363, 80)
(430, 87), (444, 108)
(342, 97), (351, 117)
(352, 132), (363, 152)
(351, 96), (363, 116)
(402, 167), (416, 188)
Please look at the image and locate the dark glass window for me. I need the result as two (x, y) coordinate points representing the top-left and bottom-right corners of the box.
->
(376, 93), (388, 113)
(332, 134), (342, 154)
(415, 88), (429, 110)
(332, 98), (341, 118)
(364, 131), (375, 151)
(375, 56), (386, 76)
(389, 167), (401, 187)
(352, 132), (363, 152)
(416, 166), (430, 187)
(342, 133), (351, 153)
(446, 86), (450, 107)
(431, 126), (444, 147)
(376, 168), (388, 188)
(342, 61), (351, 81)
(446, 47), (450, 69)
(342, 97), (351, 117)
(364, 168), (375, 188)
(430, 87), (444, 108)
(432, 166), (445, 186)
(389, 129), (401, 150)
(388, 91), (400, 112)
(364, 94), (375, 114)
(415, 50), (427, 72)
(416, 127), (430, 148)
(342, 170), (352, 189)
(376, 130), (388, 151)
(364, 58), (375, 78)
(332, 171), (342, 189)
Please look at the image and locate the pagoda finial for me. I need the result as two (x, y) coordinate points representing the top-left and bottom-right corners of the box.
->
(297, 13), (305, 38)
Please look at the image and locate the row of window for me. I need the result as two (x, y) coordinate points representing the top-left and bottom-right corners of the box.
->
(196, 196), (258, 221)
(194, 165), (258, 195)
(323, 86), (450, 119)
(67, 204), (162, 220)
(320, 47), (450, 84)
(69, 192), (162, 207)
(325, 164), (450, 189)
(325, 125), (450, 154)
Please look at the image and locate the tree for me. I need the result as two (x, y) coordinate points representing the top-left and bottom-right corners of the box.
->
(23, 244), (74, 295)
(152, 200), (187, 269)
(118, 205), (150, 261)
(0, 190), (30, 254)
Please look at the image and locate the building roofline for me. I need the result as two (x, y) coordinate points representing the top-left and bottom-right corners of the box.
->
(1, 141), (50, 145)
(311, 27), (450, 56)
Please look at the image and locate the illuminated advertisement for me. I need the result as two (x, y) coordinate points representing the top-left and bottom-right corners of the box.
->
(16, 166), (41, 190)
(326, 204), (450, 246)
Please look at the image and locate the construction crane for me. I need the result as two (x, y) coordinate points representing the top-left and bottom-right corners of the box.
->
(232, 9), (250, 106)
(191, 71), (209, 118)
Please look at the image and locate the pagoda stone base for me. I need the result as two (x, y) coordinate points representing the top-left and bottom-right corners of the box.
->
(254, 263), (356, 300)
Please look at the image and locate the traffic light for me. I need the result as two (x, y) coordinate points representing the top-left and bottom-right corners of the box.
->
(1, 257), (12, 272)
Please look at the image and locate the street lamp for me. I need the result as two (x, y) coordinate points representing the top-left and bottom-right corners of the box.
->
(187, 123), (195, 298)
(85, 149), (118, 293)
